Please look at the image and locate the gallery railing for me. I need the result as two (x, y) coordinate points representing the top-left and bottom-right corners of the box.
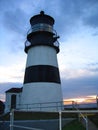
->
(6, 101), (64, 112)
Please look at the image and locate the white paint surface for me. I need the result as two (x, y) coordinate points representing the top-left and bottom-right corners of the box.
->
(21, 45), (63, 111)
(21, 82), (63, 111)
(26, 46), (58, 67)
(5, 92), (22, 113)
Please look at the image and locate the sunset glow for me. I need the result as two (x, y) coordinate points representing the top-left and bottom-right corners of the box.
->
(63, 95), (97, 105)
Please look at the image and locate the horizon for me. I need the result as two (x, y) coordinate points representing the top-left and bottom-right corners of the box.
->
(1, 91), (97, 106)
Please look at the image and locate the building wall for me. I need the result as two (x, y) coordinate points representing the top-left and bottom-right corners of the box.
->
(5, 92), (22, 113)
(26, 46), (58, 67)
(21, 82), (63, 111)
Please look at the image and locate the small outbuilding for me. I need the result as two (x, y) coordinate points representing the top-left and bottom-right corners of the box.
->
(5, 87), (22, 113)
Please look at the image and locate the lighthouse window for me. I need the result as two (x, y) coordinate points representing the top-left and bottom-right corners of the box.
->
(25, 40), (31, 47)
(53, 41), (59, 47)
(31, 23), (53, 32)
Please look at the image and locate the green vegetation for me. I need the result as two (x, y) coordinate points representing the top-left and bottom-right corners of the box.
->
(0, 111), (59, 120)
(0, 111), (78, 121)
(0, 111), (98, 130)
(1, 110), (97, 130)
(62, 119), (85, 130)
(89, 114), (98, 127)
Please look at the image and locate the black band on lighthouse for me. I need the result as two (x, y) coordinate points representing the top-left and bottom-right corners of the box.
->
(24, 65), (61, 84)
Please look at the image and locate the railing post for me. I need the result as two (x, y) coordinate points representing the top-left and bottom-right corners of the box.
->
(85, 115), (88, 130)
(59, 111), (62, 130)
(10, 109), (14, 130)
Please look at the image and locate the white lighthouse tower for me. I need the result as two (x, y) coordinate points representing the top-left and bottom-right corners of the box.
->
(21, 11), (63, 111)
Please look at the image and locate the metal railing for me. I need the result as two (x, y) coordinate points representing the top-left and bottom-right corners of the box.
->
(6, 101), (64, 113)
(9, 109), (98, 130)
(73, 102), (88, 130)
(10, 109), (44, 130)
(24, 39), (60, 48)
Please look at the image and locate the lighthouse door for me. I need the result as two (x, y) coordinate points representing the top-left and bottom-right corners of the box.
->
(11, 94), (16, 109)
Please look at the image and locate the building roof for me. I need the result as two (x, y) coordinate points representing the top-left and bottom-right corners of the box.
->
(5, 87), (22, 93)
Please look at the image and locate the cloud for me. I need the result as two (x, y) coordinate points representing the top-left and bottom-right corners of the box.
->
(0, 82), (22, 101)
(60, 65), (98, 79)
(2, 8), (27, 34)
(84, 14), (98, 28)
(0, 0), (19, 11)
(60, 65), (98, 99)
(53, 0), (98, 38)
(0, 0), (98, 101)
(0, 64), (25, 83)
(1, 0), (98, 42)
(62, 74), (98, 99)
(83, 5), (98, 28)
(86, 62), (98, 72)
(0, 1), (29, 53)
(0, 82), (22, 91)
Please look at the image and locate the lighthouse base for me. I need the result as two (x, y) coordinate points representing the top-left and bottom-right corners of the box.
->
(20, 83), (63, 111)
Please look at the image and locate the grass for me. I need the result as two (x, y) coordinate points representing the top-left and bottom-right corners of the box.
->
(1, 111), (98, 130)
(0, 111), (78, 121)
(62, 119), (85, 130)
(0, 111), (58, 120)
(89, 113), (98, 127)
(1, 110), (97, 127)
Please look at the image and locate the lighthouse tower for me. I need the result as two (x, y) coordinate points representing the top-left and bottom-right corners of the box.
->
(21, 11), (63, 111)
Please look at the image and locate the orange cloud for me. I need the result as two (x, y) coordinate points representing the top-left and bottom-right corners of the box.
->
(63, 95), (97, 105)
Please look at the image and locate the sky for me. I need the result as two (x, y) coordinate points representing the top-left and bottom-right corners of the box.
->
(0, 0), (98, 102)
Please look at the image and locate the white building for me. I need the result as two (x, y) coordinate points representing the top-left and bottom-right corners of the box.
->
(5, 88), (22, 113)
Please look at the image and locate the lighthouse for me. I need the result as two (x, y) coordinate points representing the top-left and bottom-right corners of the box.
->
(21, 11), (63, 111)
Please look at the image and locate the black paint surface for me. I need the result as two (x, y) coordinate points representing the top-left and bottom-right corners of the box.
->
(24, 65), (61, 84)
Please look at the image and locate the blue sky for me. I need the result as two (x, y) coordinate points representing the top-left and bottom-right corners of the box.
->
(0, 0), (98, 101)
